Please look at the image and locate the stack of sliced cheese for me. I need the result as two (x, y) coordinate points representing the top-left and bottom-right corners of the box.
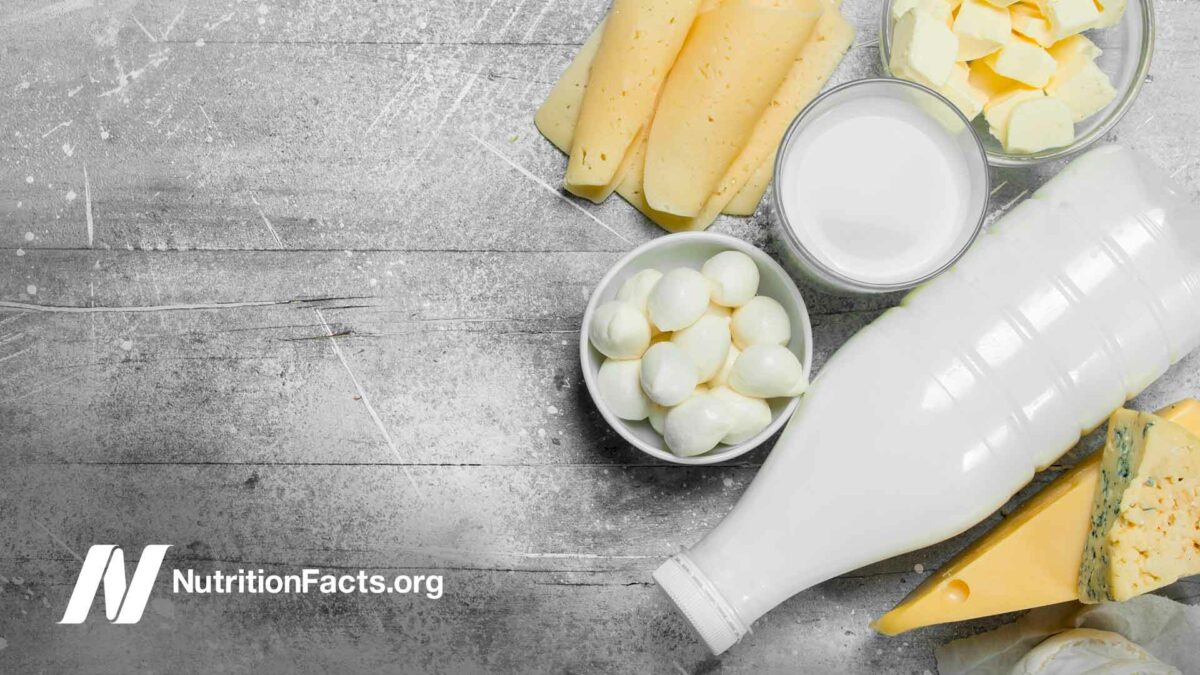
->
(535, 0), (855, 232)
(889, 0), (1122, 154)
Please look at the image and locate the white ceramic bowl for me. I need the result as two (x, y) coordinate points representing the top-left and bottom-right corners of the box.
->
(580, 232), (814, 465)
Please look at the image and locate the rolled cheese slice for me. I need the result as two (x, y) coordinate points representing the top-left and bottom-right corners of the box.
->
(565, 0), (702, 190)
(643, 0), (823, 217)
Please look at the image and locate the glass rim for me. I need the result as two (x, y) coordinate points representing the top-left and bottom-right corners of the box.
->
(771, 77), (991, 294)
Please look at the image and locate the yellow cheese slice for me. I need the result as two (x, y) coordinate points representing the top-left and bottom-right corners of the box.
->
(535, 22), (605, 154)
(723, 156), (774, 216)
(643, 0), (823, 217)
(872, 399), (1200, 636)
(564, 0), (702, 189)
(535, 0), (851, 229)
(534, 21), (640, 204)
(720, 5), (855, 217)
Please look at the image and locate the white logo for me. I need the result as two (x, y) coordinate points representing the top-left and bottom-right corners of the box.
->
(59, 545), (172, 624)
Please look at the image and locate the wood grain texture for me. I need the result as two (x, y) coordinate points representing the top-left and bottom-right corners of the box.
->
(0, 0), (1197, 672)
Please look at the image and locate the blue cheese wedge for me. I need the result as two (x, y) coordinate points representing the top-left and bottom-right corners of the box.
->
(1079, 409), (1200, 603)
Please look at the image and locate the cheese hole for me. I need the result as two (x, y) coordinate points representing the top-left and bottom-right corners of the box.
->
(945, 579), (970, 603)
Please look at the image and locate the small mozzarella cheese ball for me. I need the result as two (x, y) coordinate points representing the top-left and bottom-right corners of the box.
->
(709, 345), (740, 388)
(730, 296), (791, 349)
(640, 342), (700, 406)
(589, 300), (651, 360)
(702, 251), (760, 308)
(647, 403), (668, 435)
(729, 344), (808, 398)
(671, 312), (732, 383)
(647, 268), (711, 332)
(615, 269), (663, 316)
(664, 391), (734, 457)
(596, 359), (651, 421)
(709, 386), (772, 445)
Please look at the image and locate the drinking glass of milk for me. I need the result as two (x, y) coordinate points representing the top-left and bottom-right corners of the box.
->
(772, 78), (990, 294)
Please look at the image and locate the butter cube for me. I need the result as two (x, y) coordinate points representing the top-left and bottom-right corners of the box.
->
(1010, 3), (1055, 47)
(1041, 0), (1100, 39)
(892, 0), (954, 24)
(984, 86), (1044, 143)
(968, 60), (1021, 99)
(1005, 97), (1074, 153)
(1093, 0), (1126, 28)
(953, 0), (1011, 60)
(891, 9), (960, 88)
(983, 35), (1057, 87)
(939, 62), (989, 120)
(1048, 33), (1102, 62)
(1047, 56), (1116, 121)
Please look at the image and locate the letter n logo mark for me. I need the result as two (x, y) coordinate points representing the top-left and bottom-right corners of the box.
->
(59, 545), (172, 624)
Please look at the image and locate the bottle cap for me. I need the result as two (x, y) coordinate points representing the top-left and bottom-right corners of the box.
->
(653, 553), (747, 655)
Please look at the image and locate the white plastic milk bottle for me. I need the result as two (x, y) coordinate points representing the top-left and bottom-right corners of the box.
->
(653, 146), (1200, 654)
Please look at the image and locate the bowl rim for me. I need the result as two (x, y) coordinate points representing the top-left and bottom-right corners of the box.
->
(579, 232), (814, 465)
(771, 77), (990, 294)
(878, 0), (1156, 167)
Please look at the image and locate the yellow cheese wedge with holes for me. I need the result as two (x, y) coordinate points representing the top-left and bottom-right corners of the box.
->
(564, 0), (701, 190)
(643, 0), (822, 217)
(872, 399), (1200, 636)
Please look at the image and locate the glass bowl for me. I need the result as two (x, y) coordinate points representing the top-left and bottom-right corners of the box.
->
(879, 0), (1155, 167)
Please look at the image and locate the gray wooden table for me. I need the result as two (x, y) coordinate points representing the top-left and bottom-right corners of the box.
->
(1, 0), (1197, 672)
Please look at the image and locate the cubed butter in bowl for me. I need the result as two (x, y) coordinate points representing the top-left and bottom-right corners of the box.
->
(881, 0), (1153, 165)
(580, 233), (813, 465)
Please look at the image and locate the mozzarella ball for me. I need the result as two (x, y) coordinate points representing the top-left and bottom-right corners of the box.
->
(671, 312), (732, 383)
(730, 296), (791, 349)
(647, 268), (711, 332)
(709, 386), (772, 445)
(729, 344), (808, 398)
(596, 359), (651, 421)
(639, 342), (700, 406)
(615, 269), (663, 315)
(663, 392), (734, 457)
(702, 251), (760, 308)
(709, 345), (740, 388)
(647, 403), (668, 435)
(589, 300), (651, 360)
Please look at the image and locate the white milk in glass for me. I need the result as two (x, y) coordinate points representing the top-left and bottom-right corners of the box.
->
(772, 82), (988, 293)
